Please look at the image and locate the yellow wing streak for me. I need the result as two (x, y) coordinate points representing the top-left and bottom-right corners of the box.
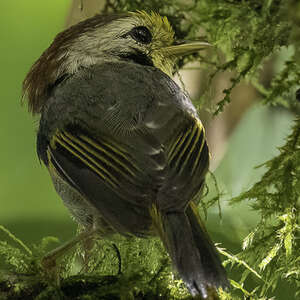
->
(61, 131), (136, 183)
(191, 131), (206, 175)
(59, 132), (120, 185)
(168, 134), (183, 158)
(167, 118), (206, 173)
(79, 134), (140, 174)
(179, 124), (202, 171)
(173, 123), (198, 169)
(168, 126), (193, 162)
(54, 133), (118, 188)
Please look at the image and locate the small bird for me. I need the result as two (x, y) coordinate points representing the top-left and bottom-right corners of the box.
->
(23, 11), (228, 298)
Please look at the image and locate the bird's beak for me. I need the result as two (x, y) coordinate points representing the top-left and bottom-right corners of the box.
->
(163, 41), (211, 57)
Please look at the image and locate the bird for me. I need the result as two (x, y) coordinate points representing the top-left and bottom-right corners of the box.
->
(23, 10), (228, 299)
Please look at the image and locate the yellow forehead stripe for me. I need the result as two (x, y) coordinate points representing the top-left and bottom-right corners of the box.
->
(130, 10), (174, 40)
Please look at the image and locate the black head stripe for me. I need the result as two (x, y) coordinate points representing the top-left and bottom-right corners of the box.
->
(121, 51), (154, 67)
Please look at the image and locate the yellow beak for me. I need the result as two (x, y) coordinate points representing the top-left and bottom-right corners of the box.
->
(163, 41), (211, 57)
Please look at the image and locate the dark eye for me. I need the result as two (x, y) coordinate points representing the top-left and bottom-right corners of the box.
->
(129, 26), (152, 44)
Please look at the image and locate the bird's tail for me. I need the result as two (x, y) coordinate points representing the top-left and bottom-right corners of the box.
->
(152, 203), (228, 299)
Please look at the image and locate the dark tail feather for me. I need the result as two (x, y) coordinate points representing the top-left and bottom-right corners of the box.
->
(161, 204), (228, 298)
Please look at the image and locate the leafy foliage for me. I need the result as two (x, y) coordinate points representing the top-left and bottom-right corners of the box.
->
(230, 118), (300, 297)
(105, 0), (300, 114)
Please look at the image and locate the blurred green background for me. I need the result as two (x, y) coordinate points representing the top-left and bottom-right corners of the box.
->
(0, 0), (75, 244)
(0, 1), (296, 298)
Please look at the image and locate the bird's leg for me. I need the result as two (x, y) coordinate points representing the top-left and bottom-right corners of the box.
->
(41, 228), (98, 282)
(79, 229), (98, 273)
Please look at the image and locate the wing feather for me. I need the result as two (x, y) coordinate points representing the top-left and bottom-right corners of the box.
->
(157, 117), (209, 211)
(53, 130), (119, 188)
(49, 127), (166, 209)
(167, 118), (207, 176)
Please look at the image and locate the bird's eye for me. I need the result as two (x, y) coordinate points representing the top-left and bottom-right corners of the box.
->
(129, 26), (152, 44)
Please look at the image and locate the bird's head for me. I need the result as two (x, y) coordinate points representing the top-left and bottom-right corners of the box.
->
(23, 11), (210, 114)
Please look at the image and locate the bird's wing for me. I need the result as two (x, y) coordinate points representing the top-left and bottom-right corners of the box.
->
(166, 116), (208, 184)
(153, 114), (209, 211)
(46, 126), (166, 234)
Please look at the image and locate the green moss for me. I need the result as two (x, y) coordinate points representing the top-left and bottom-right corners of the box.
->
(230, 118), (300, 297)
(0, 227), (193, 299)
